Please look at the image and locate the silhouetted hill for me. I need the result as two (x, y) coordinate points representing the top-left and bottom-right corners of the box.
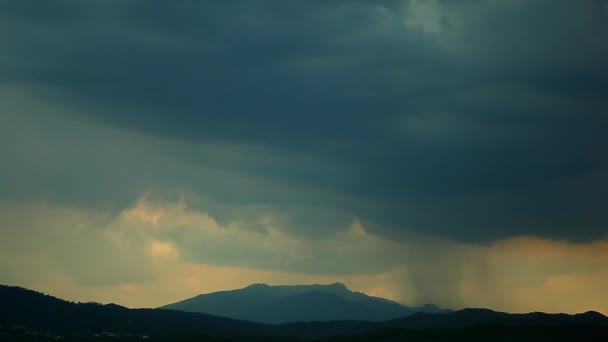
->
(327, 325), (608, 342)
(160, 282), (446, 323)
(2, 284), (608, 341)
(389, 308), (608, 330)
(0, 285), (271, 338)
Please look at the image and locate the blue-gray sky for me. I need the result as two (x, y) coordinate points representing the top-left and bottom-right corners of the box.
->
(1, 0), (608, 313)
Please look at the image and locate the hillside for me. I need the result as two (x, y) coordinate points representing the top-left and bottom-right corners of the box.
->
(0, 285), (271, 338)
(1, 284), (608, 341)
(160, 282), (445, 323)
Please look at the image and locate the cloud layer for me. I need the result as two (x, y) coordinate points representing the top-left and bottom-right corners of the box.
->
(1, 1), (607, 312)
(2, 0), (607, 242)
(2, 196), (608, 314)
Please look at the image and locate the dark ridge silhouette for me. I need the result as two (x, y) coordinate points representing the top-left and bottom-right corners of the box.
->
(0, 285), (271, 338)
(159, 282), (448, 323)
(2, 284), (608, 341)
(326, 325), (608, 342)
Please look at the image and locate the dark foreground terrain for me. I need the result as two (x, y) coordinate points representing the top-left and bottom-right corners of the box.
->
(3, 324), (608, 342)
(2, 285), (608, 341)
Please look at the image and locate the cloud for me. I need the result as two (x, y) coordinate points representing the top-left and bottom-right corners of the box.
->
(117, 195), (404, 275)
(0, 200), (154, 287)
(1, 1), (607, 243)
(2, 196), (608, 314)
(149, 241), (179, 258)
(0, 194), (404, 285)
(1, 0), (608, 313)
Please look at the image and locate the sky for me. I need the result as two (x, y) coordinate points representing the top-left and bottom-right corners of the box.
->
(1, 0), (607, 314)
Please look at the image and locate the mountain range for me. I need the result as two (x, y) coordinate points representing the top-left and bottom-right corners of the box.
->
(159, 282), (447, 323)
(2, 284), (607, 341)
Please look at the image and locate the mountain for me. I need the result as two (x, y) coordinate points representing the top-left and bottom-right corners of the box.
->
(2, 284), (608, 341)
(159, 282), (447, 323)
(329, 309), (608, 342)
(398, 308), (608, 329)
(0, 284), (272, 339)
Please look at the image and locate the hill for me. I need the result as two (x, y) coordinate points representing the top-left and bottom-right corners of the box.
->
(0, 285), (271, 339)
(159, 282), (446, 323)
(1, 284), (608, 341)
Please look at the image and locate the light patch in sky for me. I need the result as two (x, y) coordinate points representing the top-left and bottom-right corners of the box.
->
(404, 0), (445, 34)
(150, 241), (179, 259)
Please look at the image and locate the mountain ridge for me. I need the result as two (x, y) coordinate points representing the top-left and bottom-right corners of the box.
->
(2, 284), (608, 340)
(159, 282), (447, 323)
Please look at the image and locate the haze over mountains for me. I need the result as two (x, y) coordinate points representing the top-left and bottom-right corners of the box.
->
(160, 282), (447, 323)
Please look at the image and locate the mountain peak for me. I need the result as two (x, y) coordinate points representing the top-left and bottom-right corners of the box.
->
(105, 303), (128, 310)
(160, 282), (445, 324)
(577, 311), (607, 320)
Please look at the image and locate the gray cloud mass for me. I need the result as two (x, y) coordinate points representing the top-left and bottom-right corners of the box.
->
(1, 0), (607, 243)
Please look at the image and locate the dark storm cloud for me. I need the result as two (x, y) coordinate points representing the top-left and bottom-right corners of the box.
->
(1, 0), (607, 242)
